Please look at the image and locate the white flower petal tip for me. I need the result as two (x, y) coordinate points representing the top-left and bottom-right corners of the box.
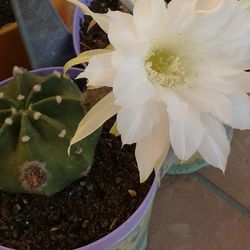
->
(238, 0), (250, 10)
(63, 49), (113, 76)
(67, 0), (109, 33)
(82, 53), (115, 88)
(198, 115), (230, 173)
(136, 115), (170, 183)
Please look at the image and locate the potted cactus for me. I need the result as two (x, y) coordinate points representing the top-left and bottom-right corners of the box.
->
(0, 67), (100, 196)
(1, 0), (250, 249)
(0, 67), (158, 249)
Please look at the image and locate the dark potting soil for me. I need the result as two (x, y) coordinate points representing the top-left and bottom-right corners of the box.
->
(0, 0), (15, 28)
(79, 0), (130, 52)
(79, 0), (172, 53)
(0, 115), (154, 249)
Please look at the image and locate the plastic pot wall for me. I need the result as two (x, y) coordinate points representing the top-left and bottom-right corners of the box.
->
(0, 67), (159, 250)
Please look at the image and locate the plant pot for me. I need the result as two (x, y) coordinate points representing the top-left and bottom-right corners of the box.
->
(0, 67), (159, 250)
(0, 22), (30, 81)
(50, 0), (75, 31)
(0, 0), (73, 82)
(73, 0), (95, 56)
(72, 0), (235, 176)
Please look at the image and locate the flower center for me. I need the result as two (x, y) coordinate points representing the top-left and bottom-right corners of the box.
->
(145, 49), (187, 89)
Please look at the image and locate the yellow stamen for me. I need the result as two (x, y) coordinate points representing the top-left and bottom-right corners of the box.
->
(145, 49), (187, 89)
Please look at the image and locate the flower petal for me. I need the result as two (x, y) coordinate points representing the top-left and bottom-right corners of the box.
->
(79, 52), (116, 88)
(227, 94), (250, 130)
(133, 0), (167, 40)
(113, 62), (156, 108)
(181, 86), (232, 125)
(67, 0), (109, 33)
(195, 71), (250, 94)
(180, 0), (234, 42)
(160, 89), (204, 160)
(117, 101), (163, 144)
(64, 49), (111, 76)
(199, 114), (230, 172)
(179, 1), (250, 72)
(238, 0), (250, 10)
(135, 113), (170, 182)
(164, 0), (197, 35)
(107, 11), (139, 50)
(70, 92), (120, 148)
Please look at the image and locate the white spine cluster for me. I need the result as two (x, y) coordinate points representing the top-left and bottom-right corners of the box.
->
(33, 84), (42, 92)
(21, 135), (31, 143)
(56, 95), (62, 104)
(58, 129), (67, 138)
(5, 117), (13, 125)
(33, 112), (42, 120)
(17, 94), (25, 101)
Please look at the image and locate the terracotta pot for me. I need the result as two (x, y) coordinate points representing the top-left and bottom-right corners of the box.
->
(51, 0), (74, 31)
(0, 0), (73, 81)
(0, 22), (30, 81)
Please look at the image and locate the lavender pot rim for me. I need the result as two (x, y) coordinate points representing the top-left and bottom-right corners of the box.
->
(72, 0), (93, 56)
(0, 66), (159, 250)
(73, 6), (82, 56)
(0, 67), (83, 87)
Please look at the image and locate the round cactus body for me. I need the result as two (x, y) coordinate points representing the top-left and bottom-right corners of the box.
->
(0, 69), (100, 196)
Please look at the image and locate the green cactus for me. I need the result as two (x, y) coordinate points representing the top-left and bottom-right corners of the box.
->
(0, 68), (100, 196)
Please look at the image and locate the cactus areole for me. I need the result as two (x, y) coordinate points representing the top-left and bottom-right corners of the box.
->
(0, 68), (100, 196)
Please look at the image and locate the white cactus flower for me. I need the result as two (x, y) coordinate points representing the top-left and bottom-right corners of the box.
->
(66, 0), (250, 182)
(238, 0), (250, 10)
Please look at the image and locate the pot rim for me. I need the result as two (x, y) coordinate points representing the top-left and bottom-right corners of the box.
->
(73, 7), (82, 56)
(0, 66), (83, 87)
(0, 22), (17, 36)
(72, 0), (93, 56)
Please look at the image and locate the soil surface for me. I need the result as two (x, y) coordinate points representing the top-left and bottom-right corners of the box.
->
(79, 0), (130, 52)
(0, 0), (15, 28)
(79, 0), (171, 53)
(0, 117), (154, 250)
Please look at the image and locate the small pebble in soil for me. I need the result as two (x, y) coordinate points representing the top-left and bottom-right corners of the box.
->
(128, 189), (137, 197)
(22, 198), (28, 204)
(80, 180), (87, 187)
(81, 220), (90, 229)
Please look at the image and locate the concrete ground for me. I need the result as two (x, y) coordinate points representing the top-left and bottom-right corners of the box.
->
(148, 130), (250, 250)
